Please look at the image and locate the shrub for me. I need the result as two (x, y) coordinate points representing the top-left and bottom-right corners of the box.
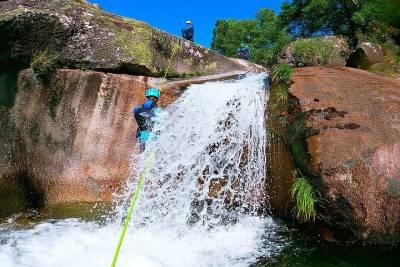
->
(271, 63), (293, 85)
(291, 37), (337, 66)
(276, 84), (289, 102)
(291, 170), (316, 222)
(382, 42), (400, 69)
(31, 50), (58, 81)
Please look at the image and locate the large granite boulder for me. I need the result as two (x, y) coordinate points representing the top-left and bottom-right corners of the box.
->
(0, 0), (255, 77)
(284, 67), (400, 243)
(279, 36), (350, 67)
(347, 42), (384, 69)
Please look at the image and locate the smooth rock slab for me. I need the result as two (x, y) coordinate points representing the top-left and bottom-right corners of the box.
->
(289, 66), (400, 243)
(0, 0), (258, 76)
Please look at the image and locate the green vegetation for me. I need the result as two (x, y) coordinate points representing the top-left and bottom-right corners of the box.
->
(291, 37), (336, 66)
(30, 50), (58, 81)
(291, 170), (316, 222)
(211, 9), (292, 66)
(280, 0), (400, 46)
(272, 63), (293, 85)
(276, 84), (289, 103)
(212, 0), (400, 69)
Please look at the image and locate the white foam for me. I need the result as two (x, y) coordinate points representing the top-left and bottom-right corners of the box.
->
(0, 216), (281, 267)
(0, 74), (288, 267)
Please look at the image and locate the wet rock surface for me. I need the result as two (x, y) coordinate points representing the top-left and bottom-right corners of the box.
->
(7, 69), (148, 205)
(0, 0), (265, 214)
(288, 66), (400, 243)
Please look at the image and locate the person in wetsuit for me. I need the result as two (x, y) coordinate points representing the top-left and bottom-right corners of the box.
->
(181, 20), (194, 41)
(133, 87), (160, 151)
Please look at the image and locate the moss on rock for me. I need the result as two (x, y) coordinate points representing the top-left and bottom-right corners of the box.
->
(0, 0), (251, 77)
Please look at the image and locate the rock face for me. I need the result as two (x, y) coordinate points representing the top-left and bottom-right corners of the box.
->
(286, 67), (400, 243)
(0, 0), (254, 77)
(5, 69), (149, 205)
(0, 68), (258, 216)
(0, 0), (266, 216)
(347, 43), (384, 69)
(279, 36), (350, 67)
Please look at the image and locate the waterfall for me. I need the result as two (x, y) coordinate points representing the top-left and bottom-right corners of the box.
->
(115, 73), (268, 225)
(0, 74), (287, 267)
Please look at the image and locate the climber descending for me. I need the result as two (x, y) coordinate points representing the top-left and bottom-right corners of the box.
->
(181, 20), (194, 41)
(133, 88), (160, 151)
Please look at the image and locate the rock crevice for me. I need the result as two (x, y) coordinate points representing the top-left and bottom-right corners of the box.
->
(286, 67), (400, 244)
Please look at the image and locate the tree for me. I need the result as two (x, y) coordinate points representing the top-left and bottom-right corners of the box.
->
(211, 9), (291, 67)
(279, 0), (400, 47)
(353, 0), (400, 44)
(211, 19), (258, 58)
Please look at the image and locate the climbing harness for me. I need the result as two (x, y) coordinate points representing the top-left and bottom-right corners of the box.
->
(110, 40), (180, 267)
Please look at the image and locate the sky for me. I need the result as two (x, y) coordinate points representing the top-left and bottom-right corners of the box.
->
(88, 0), (287, 47)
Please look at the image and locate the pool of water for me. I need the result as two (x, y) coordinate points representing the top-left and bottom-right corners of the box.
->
(256, 223), (400, 267)
(1, 208), (398, 267)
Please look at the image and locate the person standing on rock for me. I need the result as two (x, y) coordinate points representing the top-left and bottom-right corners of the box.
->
(181, 20), (194, 41)
(133, 88), (160, 151)
(237, 44), (250, 60)
(244, 45), (251, 60)
(237, 44), (244, 59)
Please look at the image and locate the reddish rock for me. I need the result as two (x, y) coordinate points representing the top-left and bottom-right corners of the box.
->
(0, 68), (256, 211)
(266, 140), (296, 216)
(0, 0), (266, 215)
(288, 66), (400, 243)
(9, 69), (148, 204)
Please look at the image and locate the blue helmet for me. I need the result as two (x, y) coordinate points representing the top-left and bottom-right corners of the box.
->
(145, 88), (160, 99)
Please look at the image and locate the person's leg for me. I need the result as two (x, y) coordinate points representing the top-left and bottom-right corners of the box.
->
(140, 141), (146, 152)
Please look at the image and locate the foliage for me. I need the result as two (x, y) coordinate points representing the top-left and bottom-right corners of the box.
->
(291, 37), (337, 66)
(276, 84), (289, 103)
(291, 170), (316, 222)
(382, 42), (400, 68)
(280, 0), (400, 48)
(30, 50), (58, 81)
(212, 19), (258, 58)
(211, 8), (292, 67)
(272, 63), (293, 85)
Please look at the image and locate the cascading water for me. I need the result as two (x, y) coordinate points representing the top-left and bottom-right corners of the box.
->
(0, 74), (287, 267)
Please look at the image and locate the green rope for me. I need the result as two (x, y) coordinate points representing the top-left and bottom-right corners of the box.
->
(110, 39), (181, 267)
(110, 152), (156, 267)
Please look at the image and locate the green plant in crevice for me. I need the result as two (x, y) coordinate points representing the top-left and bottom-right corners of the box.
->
(271, 63), (293, 85)
(276, 83), (289, 102)
(75, 63), (90, 71)
(30, 50), (58, 81)
(291, 170), (316, 222)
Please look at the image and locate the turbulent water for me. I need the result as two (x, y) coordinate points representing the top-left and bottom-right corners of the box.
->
(0, 74), (288, 267)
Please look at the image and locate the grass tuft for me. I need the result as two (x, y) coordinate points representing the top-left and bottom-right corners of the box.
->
(276, 84), (289, 102)
(31, 50), (58, 81)
(291, 170), (316, 222)
(272, 63), (293, 85)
